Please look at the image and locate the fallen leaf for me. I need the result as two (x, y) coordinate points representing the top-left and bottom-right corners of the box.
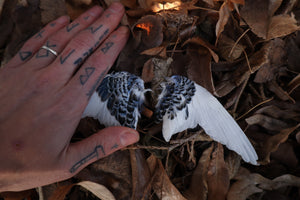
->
(259, 124), (300, 164)
(141, 45), (167, 58)
(215, 2), (230, 42)
(267, 80), (295, 103)
(240, 0), (270, 39)
(40, 0), (67, 25)
(49, 181), (116, 200)
(183, 145), (214, 200)
(207, 143), (230, 200)
(0, 0), (5, 17)
(130, 149), (151, 199)
(245, 114), (290, 131)
(267, 14), (300, 40)
(141, 58), (155, 83)
(133, 15), (164, 48)
(183, 37), (218, 94)
(227, 168), (269, 200)
(217, 34), (245, 62)
(288, 73), (300, 94)
(147, 155), (187, 200)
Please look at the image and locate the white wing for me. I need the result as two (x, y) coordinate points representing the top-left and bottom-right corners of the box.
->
(156, 76), (258, 165)
(82, 71), (146, 129)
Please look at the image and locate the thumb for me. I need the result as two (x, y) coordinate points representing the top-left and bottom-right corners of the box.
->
(63, 126), (139, 175)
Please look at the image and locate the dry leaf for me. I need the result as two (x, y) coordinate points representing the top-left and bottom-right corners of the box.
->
(0, 0), (5, 17)
(288, 73), (300, 94)
(184, 145), (214, 200)
(183, 37), (219, 62)
(245, 114), (290, 131)
(78, 181), (116, 200)
(217, 34), (245, 62)
(267, 81), (295, 103)
(207, 143), (230, 200)
(130, 149), (151, 199)
(141, 45), (167, 58)
(259, 124), (300, 164)
(40, 0), (67, 24)
(147, 155), (187, 200)
(216, 2), (230, 42)
(49, 181), (116, 200)
(141, 59), (155, 83)
(228, 168), (300, 200)
(133, 15), (164, 48)
(186, 46), (216, 95)
(267, 14), (300, 40)
(240, 0), (270, 39)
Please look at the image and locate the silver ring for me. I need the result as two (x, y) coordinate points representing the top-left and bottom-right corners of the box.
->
(41, 45), (58, 56)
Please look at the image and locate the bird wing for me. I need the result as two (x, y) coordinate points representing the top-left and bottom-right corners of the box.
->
(156, 75), (258, 165)
(82, 71), (146, 129)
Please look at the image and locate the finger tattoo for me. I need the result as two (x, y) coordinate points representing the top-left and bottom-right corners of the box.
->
(66, 23), (80, 32)
(69, 145), (105, 173)
(79, 67), (95, 85)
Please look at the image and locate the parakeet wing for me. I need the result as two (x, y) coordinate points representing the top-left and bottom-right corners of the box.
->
(82, 71), (146, 129)
(155, 75), (258, 165)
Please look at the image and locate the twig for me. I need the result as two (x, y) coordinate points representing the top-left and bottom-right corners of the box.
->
(229, 28), (250, 57)
(236, 97), (274, 121)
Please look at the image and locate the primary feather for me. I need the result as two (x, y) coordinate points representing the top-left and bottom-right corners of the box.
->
(155, 75), (258, 165)
(82, 71), (146, 129)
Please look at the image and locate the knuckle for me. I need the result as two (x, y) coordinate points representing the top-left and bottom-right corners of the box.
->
(71, 36), (91, 49)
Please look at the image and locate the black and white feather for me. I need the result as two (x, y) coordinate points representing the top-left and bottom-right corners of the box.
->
(155, 75), (258, 165)
(82, 71), (147, 129)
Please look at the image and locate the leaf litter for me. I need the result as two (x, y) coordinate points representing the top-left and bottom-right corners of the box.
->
(1, 0), (300, 199)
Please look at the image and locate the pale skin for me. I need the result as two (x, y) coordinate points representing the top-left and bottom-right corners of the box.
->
(0, 3), (139, 192)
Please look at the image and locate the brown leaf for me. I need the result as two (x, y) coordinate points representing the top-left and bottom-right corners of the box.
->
(183, 37), (219, 62)
(40, 0), (67, 24)
(130, 149), (151, 199)
(288, 72), (300, 94)
(227, 168), (268, 200)
(184, 145), (214, 200)
(49, 181), (116, 200)
(207, 143), (230, 200)
(0, 190), (36, 200)
(141, 45), (167, 58)
(240, 0), (270, 39)
(245, 114), (290, 131)
(267, 14), (300, 40)
(216, 2), (230, 42)
(183, 37), (218, 95)
(0, 0), (5, 17)
(254, 38), (285, 83)
(147, 155), (187, 200)
(133, 15), (164, 48)
(217, 34), (245, 62)
(228, 167), (300, 200)
(2, 0), (42, 62)
(259, 124), (300, 164)
(141, 58), (155, 83)
(267, 81), (295, 103)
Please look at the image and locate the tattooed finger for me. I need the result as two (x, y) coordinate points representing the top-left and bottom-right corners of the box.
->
(6, 16), (69, 68)
(26, 6), (103, 70)
(49, 2), (125, 84)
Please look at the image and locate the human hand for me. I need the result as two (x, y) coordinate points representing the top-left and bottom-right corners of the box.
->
(0, 3), (139, 192)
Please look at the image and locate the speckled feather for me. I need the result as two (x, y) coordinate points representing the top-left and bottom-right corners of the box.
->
(155, 75), (258, 165)
(82, 71), (146, 129)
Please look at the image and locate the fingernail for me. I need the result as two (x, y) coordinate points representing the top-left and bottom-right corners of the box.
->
(57, 15), (70, 24)
(88, 6), (102, 17)
(109, 2), (124, 13)
(120, 129), (139, 146)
